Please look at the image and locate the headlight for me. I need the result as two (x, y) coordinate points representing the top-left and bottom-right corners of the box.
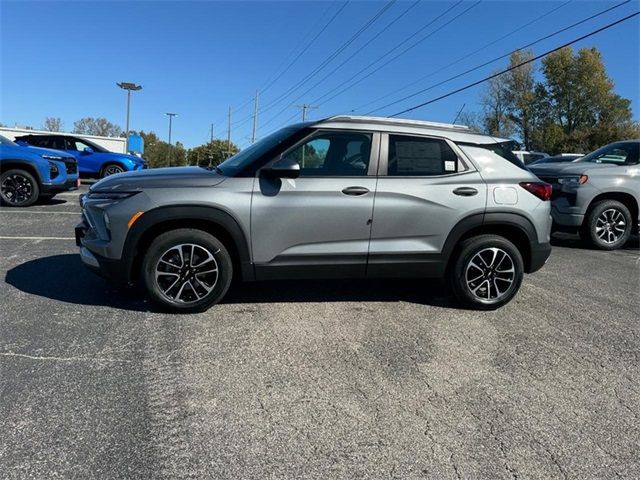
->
(48, 161), (60, 178)
(87, 191), (139, 200)
(558, 175), (588, 186)
(41, 154), (65, 161)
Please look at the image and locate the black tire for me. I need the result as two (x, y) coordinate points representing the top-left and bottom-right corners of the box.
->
(142, 229), (233, 313)
(100, 163), (125, 178)
(0, 169), (39, 207)
(581, 200), (632, 250)
(448, 234), (524, 310)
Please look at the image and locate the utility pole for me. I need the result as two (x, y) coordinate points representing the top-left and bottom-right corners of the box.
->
(208, 123), (214, 167)
(226, 106), (232, 158)
(165, 112), (177, 166)
(452, 103), (466, 124)
(251, 90), (259, 144)
(296, 103), (318, 121)
(116, 82), (142, 153)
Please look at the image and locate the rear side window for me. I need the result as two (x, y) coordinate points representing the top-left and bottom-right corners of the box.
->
(459, 141), (527, 170)
(388, 135), (458, 176)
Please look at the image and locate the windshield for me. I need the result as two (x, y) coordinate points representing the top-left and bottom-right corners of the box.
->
(577, 142), (639, 165)
(0, 135), (18, 146)
(217, 126), (303, 176)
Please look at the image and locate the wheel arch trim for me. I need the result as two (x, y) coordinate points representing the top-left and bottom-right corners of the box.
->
(123, 204), (253, 283)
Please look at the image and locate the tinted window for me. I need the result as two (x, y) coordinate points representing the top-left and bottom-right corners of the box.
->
(66, 139), (93, 151)
(388, 135), (457, 176)
(27, 136), (65, 150)
(283, 131), (371, 177)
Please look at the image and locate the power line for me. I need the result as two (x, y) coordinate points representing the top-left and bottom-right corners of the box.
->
(262, 0), (475, 132)
(366, 0), (632, 114)
(309, 0), (481, 109)
(236, 0), (398, 132)
(389, 11), (640, 117)
(257, 0), (420, 130)
(352, 0), (576, 113)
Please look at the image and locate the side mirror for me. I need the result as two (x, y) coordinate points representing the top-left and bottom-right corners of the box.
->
(262, 156), (300, 179)
(82, 147), (93, 154)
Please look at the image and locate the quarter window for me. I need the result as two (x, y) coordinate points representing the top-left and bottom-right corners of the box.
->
(388, 135), (458, 176)
(282, 131), (372, 177)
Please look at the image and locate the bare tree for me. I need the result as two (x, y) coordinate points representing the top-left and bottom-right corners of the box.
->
(42, 117), (64, 132)
(480, 74), (515, 138)
(73, 117), (122, 137)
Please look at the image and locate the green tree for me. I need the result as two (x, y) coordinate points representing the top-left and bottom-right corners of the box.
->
(138, 131), (187, 168)
(73, 117), (122, 137)
(535, 46), (637, 152)
(186, 139), (240, 167)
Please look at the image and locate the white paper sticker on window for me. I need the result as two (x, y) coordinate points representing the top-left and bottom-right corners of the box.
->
(444, 161), (456, 172)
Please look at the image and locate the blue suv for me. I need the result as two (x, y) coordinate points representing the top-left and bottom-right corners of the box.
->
(1, 135), (79, 206)
(15, 134), (147, 178)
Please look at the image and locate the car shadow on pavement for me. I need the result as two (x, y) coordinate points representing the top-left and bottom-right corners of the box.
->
(5, 254), (148, 312)
(551, 232), (639, 251)
(6, 254), (460, 310)
(36, 198), (68, 206)
(223, 277), (457, 307)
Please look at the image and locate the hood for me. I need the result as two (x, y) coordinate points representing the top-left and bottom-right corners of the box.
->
(529, 161), (615, 176)
(103, 152), (145, 163)
(90, 166), (227, 192)
(24, 145), (76, 161)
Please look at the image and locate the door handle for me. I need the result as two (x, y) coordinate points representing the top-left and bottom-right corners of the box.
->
(341, 186), (370, 196)
(453, 187), (478, 196)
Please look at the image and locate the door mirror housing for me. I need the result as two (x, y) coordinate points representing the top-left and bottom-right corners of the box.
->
(82, 147), (93, 154)
(262, 157), (300, 179)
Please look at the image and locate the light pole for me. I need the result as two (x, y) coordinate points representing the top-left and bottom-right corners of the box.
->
(165, 112), (177, 166)
(116, 82), (142, 153)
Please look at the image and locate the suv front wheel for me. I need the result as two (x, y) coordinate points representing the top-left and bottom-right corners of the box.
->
(449, 235), (524, 310)
(142, 229), (233, 312)
(581, 200), (632, 250)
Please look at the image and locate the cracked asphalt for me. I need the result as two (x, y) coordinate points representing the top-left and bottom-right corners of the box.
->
(1, 185), (639, 479)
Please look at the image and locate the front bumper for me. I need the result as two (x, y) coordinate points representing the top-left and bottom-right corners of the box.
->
(41, 176), (79, 194)
(76, 222), (129, 284)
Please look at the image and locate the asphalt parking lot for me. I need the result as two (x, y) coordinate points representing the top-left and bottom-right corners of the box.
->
(1, 185), (639, 479)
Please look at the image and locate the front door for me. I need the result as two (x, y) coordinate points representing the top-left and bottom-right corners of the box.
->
(251, 130), (379, 279)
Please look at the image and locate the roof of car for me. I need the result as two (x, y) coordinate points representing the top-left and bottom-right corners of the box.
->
(313, 115), (512, 145)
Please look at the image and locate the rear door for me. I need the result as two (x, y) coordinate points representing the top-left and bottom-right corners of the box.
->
(368, 132), (487, 276)
(251, 130), (379, 279)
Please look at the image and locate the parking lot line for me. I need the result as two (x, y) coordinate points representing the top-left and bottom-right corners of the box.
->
(0, 236), (75, 240)
(0, 211), (78, 215)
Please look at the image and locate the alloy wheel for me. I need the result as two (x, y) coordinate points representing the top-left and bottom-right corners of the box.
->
(465, 247), (516, 302)
(595, 208), (626, 244)
(1, 173), (34, 205)
(155, 243), (220, 304)
(104, 165), (125, 176)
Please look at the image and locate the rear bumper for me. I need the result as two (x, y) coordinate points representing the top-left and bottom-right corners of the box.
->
(528, 241), (552, 273)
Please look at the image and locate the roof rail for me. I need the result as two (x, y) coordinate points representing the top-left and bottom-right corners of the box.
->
(324, 115), (470, 131)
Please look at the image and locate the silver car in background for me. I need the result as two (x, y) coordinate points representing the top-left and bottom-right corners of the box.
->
(530, 140), (639, 250)
(75, 116), (552, 312)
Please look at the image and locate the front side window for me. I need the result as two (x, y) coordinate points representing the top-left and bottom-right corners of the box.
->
(67, 139), (92, 152)
(388, 135), (458, 176)
(282, 131), (372, 177)
(578, 143), (639, 165)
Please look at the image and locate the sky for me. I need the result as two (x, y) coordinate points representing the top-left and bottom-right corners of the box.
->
(1, 0), (638, 149)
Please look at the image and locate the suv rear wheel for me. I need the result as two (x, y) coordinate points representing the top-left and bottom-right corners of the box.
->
(101, 163), (125, 177)
(449, 234), (524, 310)
(0, 169), (39, 207)
(581, 200), (631, 250)
(142, 229), (233, 313)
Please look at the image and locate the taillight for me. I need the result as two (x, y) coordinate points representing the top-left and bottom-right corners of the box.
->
(519, 182), (552, 201)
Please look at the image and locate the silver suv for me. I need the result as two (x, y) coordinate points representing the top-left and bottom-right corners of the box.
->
(530, 140), (639, 250)
(75, 116), (552, 312)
